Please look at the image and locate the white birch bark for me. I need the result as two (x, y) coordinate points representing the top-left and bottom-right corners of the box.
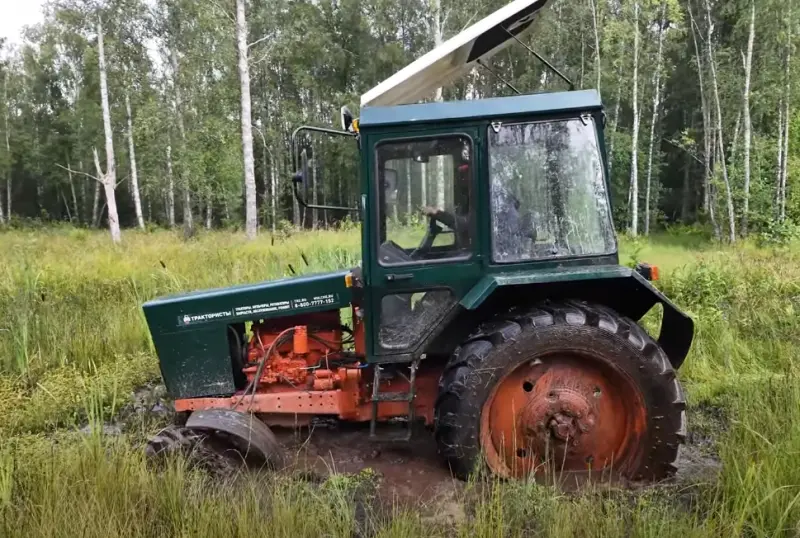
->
(166, 143), (175, 227)
(780, 10), (792, 222)
(776, 103), (783, 216)
(629, 0), (641, 236)
(432, 0), (446, 210)
(588, 0), (601, 91)
(421, 161), (428, 208)
(125, 93), (144, 229)
(644, 0), (667, 235)
(270, 160), (277, 233)
(206, 189), (212, 229)
(312, 158), (318, 229)
(688, 2), (711, 214)
(170, 49), (192, 234)
(609, 69), (622, 177)
(97, 19), (121, 244)
(66, 156), (79, 223)
(741, 0), (755, 235)
(2, 71), (8, 222)
(236, 0), (258, 239)
(704, 0), (736, 242)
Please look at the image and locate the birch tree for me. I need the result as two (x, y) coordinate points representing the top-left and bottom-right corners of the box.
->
(644, 0), (667, 236)
(588, 0), (601, 91)
(96, 17), (121, 244)
(170, 48), (192, 234)
(125, 93), (144, 229)
(741, 0), (755, 235)
(236, 0), (258, 239)
(2, 67), (9, 222)
(779, 5), (792, 222)
(429, 0), (446, 210)
(166, 143), (175, 227)
(704, 0), (736, 242)
(629, 0), (641, 236)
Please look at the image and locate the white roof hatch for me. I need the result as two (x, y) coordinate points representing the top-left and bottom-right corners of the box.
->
(360, 0), (551, 108)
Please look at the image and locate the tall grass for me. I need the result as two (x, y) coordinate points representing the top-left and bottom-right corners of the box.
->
(0, 227), (799, 537)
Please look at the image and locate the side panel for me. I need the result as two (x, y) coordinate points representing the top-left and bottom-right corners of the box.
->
(458, 266), (694, 368)
(143, 270), (353, 399)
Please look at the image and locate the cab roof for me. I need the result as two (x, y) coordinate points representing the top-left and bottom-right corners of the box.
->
(358, 89), (603, 129)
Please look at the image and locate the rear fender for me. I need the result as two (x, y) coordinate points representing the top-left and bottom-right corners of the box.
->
(456, 266), (694, 369)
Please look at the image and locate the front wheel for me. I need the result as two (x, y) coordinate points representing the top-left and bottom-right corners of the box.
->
(434, 301), (686, 483)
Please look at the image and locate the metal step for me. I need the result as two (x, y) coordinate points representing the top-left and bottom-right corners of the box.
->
(369, 360), (419, 441)
(372, 392), (413, 402)
(368, 431), (412, 443)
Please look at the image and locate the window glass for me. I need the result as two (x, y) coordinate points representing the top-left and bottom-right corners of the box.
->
(488, 118), (615, 262)
(376, 136), (473, 266)
(379, 291), (456, 350)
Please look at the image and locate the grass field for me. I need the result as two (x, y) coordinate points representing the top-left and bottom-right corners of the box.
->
(1, 226), (799, 537)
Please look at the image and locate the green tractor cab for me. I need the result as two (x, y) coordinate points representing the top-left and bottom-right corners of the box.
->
(143, 0), (693, 484)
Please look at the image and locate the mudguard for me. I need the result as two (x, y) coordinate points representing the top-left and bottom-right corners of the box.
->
(459, 265), (694, 368)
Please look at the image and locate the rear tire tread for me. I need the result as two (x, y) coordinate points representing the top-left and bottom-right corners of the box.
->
(434, 300), (686, 481)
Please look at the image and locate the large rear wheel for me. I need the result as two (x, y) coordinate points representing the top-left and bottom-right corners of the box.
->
(434, 301), (685, 483)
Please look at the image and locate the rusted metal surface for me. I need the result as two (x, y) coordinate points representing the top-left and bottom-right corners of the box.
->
(480, 355), (646, 478)
(174, 363), (441, 425)
(244, 312), (344, 387)
(185, 408), (285, 467)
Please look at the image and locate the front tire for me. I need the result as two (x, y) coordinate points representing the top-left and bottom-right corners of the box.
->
(434, 301), (685, 483)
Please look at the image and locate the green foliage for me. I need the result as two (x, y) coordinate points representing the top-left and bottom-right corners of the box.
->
(756, 219), (800, 248)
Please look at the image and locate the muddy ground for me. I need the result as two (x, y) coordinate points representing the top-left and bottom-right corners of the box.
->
(128, 384), (723, 509)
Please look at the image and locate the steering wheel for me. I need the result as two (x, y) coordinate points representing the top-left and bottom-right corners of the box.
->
(409, 215), (444, 259)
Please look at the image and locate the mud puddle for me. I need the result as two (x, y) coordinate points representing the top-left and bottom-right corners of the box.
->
(274, 421), (464, 505)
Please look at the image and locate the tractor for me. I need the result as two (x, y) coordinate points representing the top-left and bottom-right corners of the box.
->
(143, 0), (693, 484)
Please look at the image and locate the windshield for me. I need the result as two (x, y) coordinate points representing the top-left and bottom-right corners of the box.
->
(488, 118), (615, 263)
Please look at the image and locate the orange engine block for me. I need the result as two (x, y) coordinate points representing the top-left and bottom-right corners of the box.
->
(243, 311), (346, 389)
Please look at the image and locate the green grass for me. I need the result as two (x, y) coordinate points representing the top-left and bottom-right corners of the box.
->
(1, 226), (799, 537)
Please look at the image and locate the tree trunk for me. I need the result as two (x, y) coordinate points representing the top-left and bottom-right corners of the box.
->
(205, 188), (212, 229)
(421, 161), (428, 207)
(432, 0), (446, 209)
(406, 158), (412, 218)
(125, 93), (144, 229)
(681, 151), (691, 222)
(588, 0), (601, 91)
(608, 69), (622, 177)
(688, 1), (711, 215)
(97, 19), (121, 244)
(780, 11), (792, 222)
(236, 0), (258, 239)
(2, 71), (9, 222)
(629, 0), (641, 236)
(66, 156), (79, 224)
(704, 0), (735, 242)
(170, 49), (192, 234)
(644, 1), (667, 236)
(166, 143), (175, 227)
(271, 160), (277, 233)
(312, 158), (318, 229)
(741, 0), (755, 235)
(92, 178), (100, 227)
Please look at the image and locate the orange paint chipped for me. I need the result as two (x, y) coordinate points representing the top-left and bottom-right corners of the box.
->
(480, 354), (646, 478)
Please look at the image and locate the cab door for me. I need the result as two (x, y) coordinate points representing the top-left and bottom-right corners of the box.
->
(364, 128), (484, 361)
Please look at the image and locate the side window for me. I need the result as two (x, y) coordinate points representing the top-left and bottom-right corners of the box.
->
(376, 136), (474, 266)
(379, 291), (456, 350)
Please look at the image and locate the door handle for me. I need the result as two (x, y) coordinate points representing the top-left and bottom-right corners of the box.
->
(385, 273), (414, 282)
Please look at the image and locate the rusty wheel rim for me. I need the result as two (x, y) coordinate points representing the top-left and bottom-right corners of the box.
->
(480, 353), (647, 479)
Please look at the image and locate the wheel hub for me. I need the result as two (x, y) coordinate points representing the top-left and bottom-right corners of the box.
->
(480, 355), (646, 479)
